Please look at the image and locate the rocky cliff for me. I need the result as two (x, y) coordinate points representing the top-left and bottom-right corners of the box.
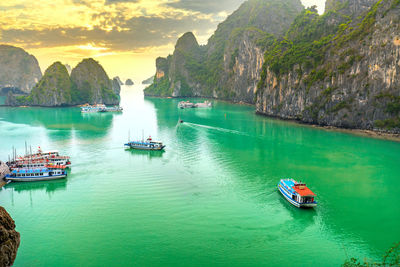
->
(114, 76), (123, 85)
(0, 207), (20, 267)
(0, 45), (42, 95)
(256, 0), (400, 133)
(144, 0), (304, 103)
(16, 62), (73, 106)
(6, 58), (120, 106)
(71, 58), (120, 105)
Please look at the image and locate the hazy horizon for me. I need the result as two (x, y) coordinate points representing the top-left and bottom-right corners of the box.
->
(0, 0), (326, 82)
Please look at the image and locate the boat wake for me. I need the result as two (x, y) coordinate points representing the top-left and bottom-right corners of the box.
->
(182, 122), (248, 136)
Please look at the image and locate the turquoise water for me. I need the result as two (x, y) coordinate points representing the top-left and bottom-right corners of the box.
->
(1, 85), (399, 266)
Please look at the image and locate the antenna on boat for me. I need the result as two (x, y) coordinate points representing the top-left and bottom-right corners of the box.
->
(128, 129), (130, 142)
(142, 129), (144, 142)
(25, 141), (27, 157)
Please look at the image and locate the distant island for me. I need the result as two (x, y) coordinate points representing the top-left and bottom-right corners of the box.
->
(144, 0), (400, 134)
(142, 76), (154, 85)
(0, 46), (121, 107)
(125, 79), (134, 85)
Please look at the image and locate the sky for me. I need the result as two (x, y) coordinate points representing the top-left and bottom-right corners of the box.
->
(0, 0), (326, 82)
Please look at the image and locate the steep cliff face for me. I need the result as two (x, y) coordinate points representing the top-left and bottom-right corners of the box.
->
(325, 0), (378, 16)
(256, 0), (400, 132)
(144, 0), (304, 103)
(71, 58), (120, 105)
(29, 62), (72, 106)
(0, 207), (20, 267)
(0, 45), (42, 95)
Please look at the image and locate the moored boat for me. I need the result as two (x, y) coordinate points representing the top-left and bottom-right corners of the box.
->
(194, 101), (212, 108)
(5, 167), (67, 182)
(10, 147), (71, 167)
(81, 104), (123, 113)
(178, 101), (195, 109)
(125, 136), (165, 151)
(278, 179), (317, 208)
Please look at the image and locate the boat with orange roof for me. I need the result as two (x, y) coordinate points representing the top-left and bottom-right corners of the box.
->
(278, 179), (317, 208)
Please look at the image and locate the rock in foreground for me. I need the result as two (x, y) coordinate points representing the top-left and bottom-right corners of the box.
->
(0, 207), (20, 267)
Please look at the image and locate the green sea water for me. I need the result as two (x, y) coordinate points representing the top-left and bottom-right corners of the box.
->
(1, 86), (399, 266)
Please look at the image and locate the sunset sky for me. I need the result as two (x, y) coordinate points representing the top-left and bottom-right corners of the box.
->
(0, 0), (326, 82)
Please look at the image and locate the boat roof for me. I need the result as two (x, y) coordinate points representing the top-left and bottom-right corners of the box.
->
(12, 168), (49, 173)
(292, 185), (316, 196)
(281, 179), (316, 197)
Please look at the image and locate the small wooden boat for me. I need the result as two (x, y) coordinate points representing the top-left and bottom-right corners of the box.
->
(278, 179), (317, 208)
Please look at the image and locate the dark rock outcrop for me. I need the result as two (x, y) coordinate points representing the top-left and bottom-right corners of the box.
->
(0, 45), (42, 94)
(0, 207), (20, 267)
(256, 0), (400, 133)
(125, 79), (134, 85)
(112, 78), (121, 96)
(113, 76), (123, 85)
(144, 0), (304, 103)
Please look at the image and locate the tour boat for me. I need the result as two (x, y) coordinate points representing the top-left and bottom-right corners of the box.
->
(5, 167), (68, 182)
(10, 159), (70, 169)
(178, 101), (212, 109)
(8, 147), (71, 167)
(178, 101), (195, 109)
(278, 179), (317, 208)
(194, 101), (212, 108)
(125, 136), (165, 151)
(81, 104), (123, 113)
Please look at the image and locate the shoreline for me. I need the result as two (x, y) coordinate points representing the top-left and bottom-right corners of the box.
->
(146, 95), (400, 142)
(2, 93), (399, 142)
(255, 112), (400, 142)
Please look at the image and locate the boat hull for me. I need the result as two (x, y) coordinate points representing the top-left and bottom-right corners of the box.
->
(278, 184), (317, 208)
(5, 174), (67, 182)
(125, 145), (165, 151)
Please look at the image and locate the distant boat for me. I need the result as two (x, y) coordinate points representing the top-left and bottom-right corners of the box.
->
(178, 101), (195, 109)
(278, 179), (317, 208)
(125, 136), (165, 151)
(178, 101), (212, 109)
(81, 104), (123, 113)
(194, 101), (212, 108)
(5, 167), (67, 182)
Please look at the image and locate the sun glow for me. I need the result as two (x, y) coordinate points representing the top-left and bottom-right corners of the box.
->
(77, 43), (108, 51)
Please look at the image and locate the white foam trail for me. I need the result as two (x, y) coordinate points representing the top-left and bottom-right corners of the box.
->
(183, 122), (249, 136)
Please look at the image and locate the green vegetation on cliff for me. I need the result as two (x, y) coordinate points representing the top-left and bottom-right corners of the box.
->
(256, 0), (400, 132)
(7, 58), (120, 106)
(13, 62), (74, 106)
(145, 0), (304, 101)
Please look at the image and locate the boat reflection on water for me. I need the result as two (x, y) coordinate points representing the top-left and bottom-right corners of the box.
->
(124, 148), (165, 159)
(4, 179), (67, 195)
